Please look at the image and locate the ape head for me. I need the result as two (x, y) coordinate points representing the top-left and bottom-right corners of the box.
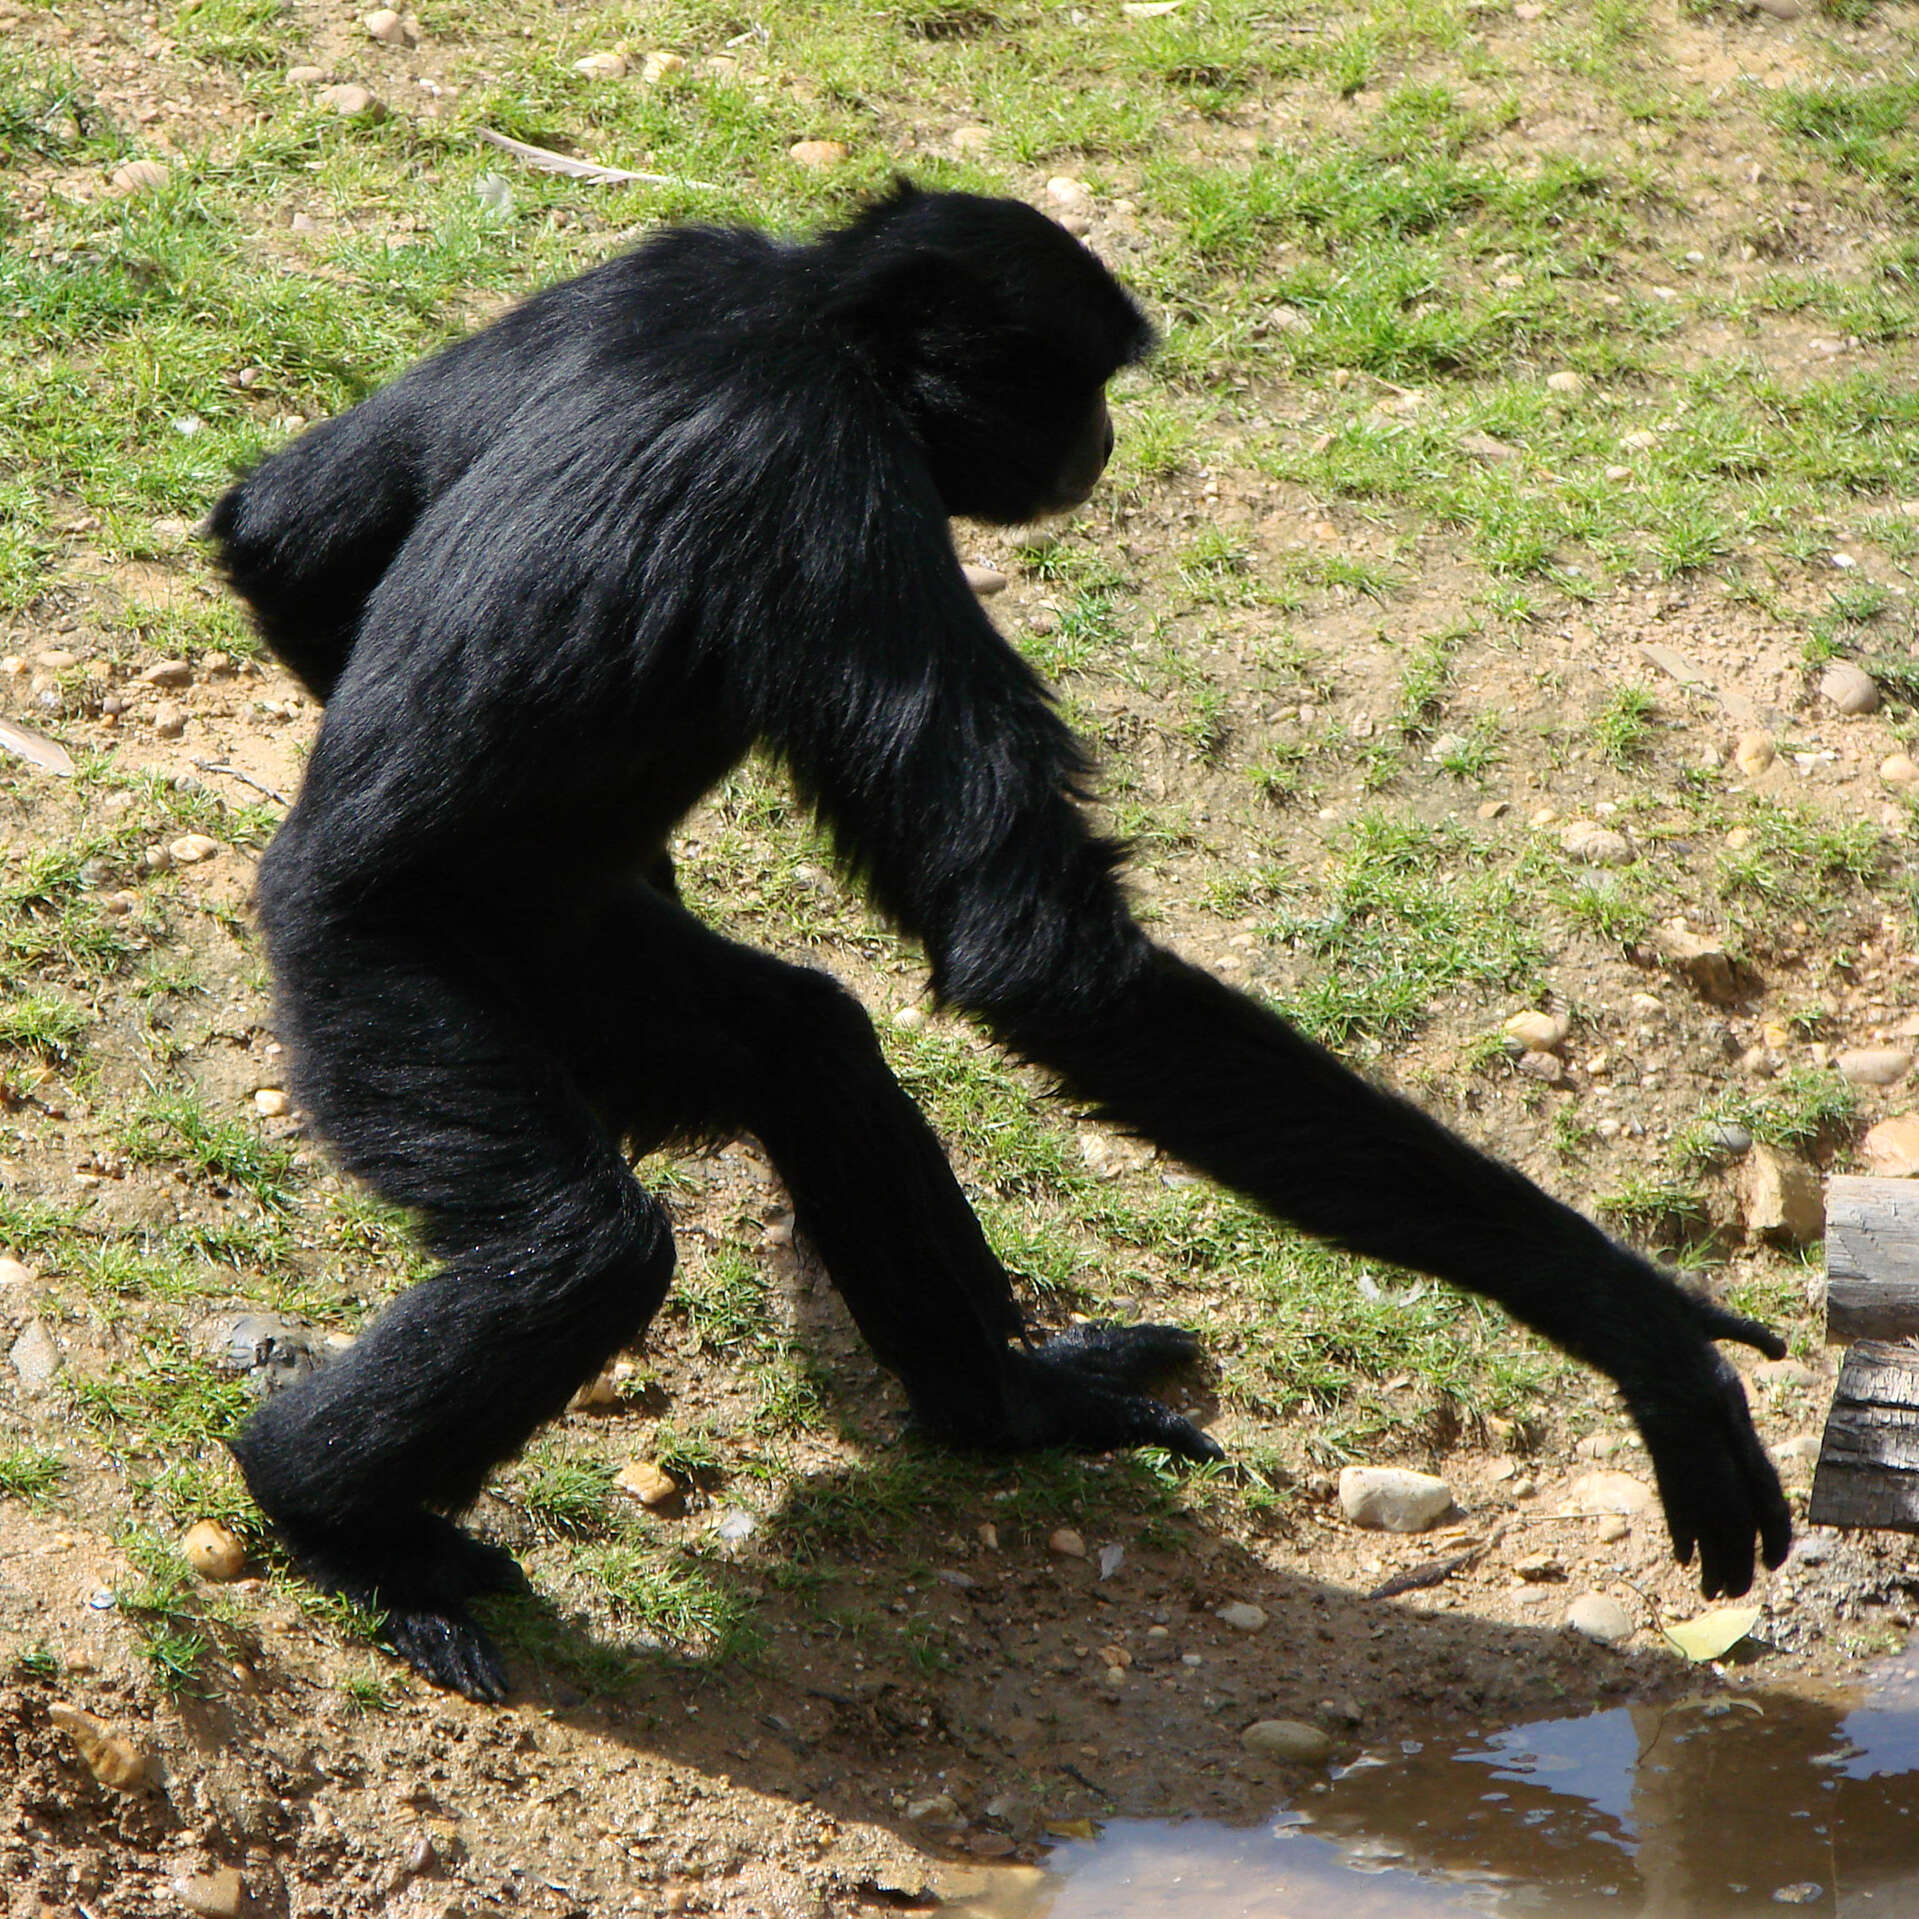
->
(823, 182), (1155, 524)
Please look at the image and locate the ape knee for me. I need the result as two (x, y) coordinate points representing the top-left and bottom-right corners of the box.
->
(780, 966), (886, 1060)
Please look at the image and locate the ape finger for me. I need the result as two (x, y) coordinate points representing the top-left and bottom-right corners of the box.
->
(1691, 1297), (1788, 1361)
(1032, 1321), (1205, 1390)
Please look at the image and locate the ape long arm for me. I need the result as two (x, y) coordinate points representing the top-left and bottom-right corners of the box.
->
(770, 559), (1792, 1600)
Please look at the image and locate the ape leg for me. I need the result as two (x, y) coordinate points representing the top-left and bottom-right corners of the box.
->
(229, 916), (674, 1701)
(569, 889), (1217, 1460)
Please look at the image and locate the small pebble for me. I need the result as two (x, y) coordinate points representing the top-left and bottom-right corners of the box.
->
(1820, 661), (1880, 715)
(1516, 1049), (1564, 1083)
(111, 158), (170, 194)
(1772, 1886), (1823, 1906)
(1545, 369), (1586, 395)
(1566, 1592), (1634, 1645)
(1619, 428), (1658, 452)
(1837, 1048), (1912, 1087)
(364, 8), (414, 45)
(182, 1519), (246, 1582)
(1704, 1120), (1753, 1155)
(172, 1867), (247, 1919)
(1514, 1553), (1563, 1583)
(1045, 176), (1089, 208)
(316, 84), (380, 116)
(254, 1089), (290, 1118)
(1603, 464), (1632, 482)
(1049, 1528), (1086, 1558)
(962, 564), (1008, 597)
(1503, 1009), (1570, 1051)
(951, 124), (993, 153)
(1733, 731), (1775, 777)
(616, 1460), (678, 1507)
(1240, 1719), (1332, 1763)
(1216, 1602), (1267, 1631)
(286, 64), (326, 84)
(48, 1705), (152, 1790)
(169, 835), (220, 864)
(572, 50), (626, 76)
(1595, 1514), (1630, 1544)
(1560, 820), (1632, 866)
(642, 51), (685, 83)
(9, 1320), (60, 1389)
(153, 701), (186, 740)
(1864, 1112), (1919, 1178)
(892, 1005), (927, 1032)
(0, 1256), (36, 1286)
(141, 658), (192, 688)
(1881, 753), (1919, 788)
(789, 139), (848, 168)
(1338, 1466), (1454, 1533)
(1568, 1470), (1656, 1516)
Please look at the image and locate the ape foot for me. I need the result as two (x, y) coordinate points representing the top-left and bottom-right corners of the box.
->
(269, 1508), (525, 1703)
(978, 1320), (1223, 1464)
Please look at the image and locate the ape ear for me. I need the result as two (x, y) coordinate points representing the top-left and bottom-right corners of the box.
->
(827, 249), (1009, 373)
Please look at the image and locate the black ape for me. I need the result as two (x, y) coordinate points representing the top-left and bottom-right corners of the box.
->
(210, 185), (1789, 1702)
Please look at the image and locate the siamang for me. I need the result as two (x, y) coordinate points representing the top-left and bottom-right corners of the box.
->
(209, 184), (1790, 1702)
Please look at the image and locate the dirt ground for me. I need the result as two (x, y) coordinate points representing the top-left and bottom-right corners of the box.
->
(6, 0), (1919, 1913)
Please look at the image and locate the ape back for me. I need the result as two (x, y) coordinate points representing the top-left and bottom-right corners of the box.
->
(208, 186), (1152, 703)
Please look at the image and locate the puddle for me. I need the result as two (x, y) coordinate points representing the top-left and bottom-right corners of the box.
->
(949, 1650), (1919, 1918)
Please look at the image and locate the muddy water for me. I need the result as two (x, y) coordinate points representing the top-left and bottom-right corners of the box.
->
(952, 1649), (1919, 1918)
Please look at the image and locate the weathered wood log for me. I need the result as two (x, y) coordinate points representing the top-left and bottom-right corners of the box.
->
(1824, 1175), (1919, 1344)
(1807, 1340), (1919, 1532)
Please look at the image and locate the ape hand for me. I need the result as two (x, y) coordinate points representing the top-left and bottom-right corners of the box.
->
(1000, 1321), (1225, 1463)
(1616, 1293), (1792, 1599)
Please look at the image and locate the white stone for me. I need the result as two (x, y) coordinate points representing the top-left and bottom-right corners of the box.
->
(168, 835), (220, 864)
(1049, 1528), (1086, 1558)
(316, 84), (379, 116)
(364, 9), (414, 46)
(9, 1319), (60, 1389)
(254, 1089), (290, 1118)
(641, 51), (685, 83)
(788, 140), (848, 168)
(0, 1256), (36, 1287)
(1837, 1048), (1911, 1087)
(1820, 661), (1880, 715)
(1045, 176), (1088, 208)
(1503, 1009), (1571, 1051)
(572, 51), (626, 77)
(1734, 730), (1775, 776)
(1216, 1602), (1267, 1631)
(1545, 369), (1586, 395)
(1240, 1719), (1331, 1762)
(1567, 1470), (1656, 1516)
(1338, 1466), (1454, 1533)
(1565, 1592), (1633, 1644)
(1863, 1113), (1919, 1177)
(1561, 821), (1632, 866)
(111, 159), (170, 194)
(962, 564), (1008, 597)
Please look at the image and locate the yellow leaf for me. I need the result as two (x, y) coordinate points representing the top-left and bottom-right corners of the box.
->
(1662, 1605), (1761, 1663)
(1045, 1818), (1098, 1841)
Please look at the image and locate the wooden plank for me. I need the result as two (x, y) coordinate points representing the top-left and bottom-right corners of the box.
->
(1807, 1340), (1919, 1532)
(1824, 1175), (1919, 1344)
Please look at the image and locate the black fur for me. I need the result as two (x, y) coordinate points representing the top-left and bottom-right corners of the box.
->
(209, 185), (1789, 1702)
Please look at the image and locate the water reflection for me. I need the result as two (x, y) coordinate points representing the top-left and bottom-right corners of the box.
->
(951, 1652), (1919, 1918)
